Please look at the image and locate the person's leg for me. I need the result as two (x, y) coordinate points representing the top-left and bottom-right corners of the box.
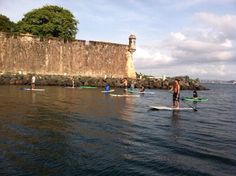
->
(31, 83), (35, 89)
(175, 100), (179, 108)
(175, 95), (180, 108)
(173, 93), (177, 107)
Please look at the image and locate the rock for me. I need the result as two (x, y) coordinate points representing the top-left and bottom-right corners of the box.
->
(0, 73), (208, 90)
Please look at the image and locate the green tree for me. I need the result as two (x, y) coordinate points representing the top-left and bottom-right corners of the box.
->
(17, 5), (78, 40)
(0, 14), (16, 32)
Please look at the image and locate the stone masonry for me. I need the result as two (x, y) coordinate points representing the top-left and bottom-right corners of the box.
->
(0, 32), (136, 78)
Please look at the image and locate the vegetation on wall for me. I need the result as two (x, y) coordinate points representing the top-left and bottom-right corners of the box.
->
(0, 5), (78, 40)
(0, 14), (16, 32)
(17, 5), (78, 40)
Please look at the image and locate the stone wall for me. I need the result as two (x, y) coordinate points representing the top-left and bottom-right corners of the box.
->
(0, 32), (136, 78)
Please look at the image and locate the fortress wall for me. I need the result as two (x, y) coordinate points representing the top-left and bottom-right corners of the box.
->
(0, 32), (135, 78)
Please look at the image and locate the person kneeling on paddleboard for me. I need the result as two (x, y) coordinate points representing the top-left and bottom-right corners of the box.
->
(193, 89), (198, 98)
(105, 82), (110, 91)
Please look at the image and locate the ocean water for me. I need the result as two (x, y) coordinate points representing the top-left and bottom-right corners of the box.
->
(0, 84), (235, 176)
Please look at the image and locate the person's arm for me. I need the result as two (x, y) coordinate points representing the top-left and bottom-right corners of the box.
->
(177, 85), (180, 96)
(169, 86), (173, 93)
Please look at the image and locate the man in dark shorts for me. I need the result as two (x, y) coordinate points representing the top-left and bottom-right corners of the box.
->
(171, 78), (180, 108)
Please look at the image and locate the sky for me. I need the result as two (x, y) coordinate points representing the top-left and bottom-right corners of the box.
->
(0, 0), (236, 80)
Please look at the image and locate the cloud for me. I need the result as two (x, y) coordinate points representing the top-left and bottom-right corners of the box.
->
(189, 64), (236, 79)
(134, 12), (236, 79)
(134, 46), (174, 69)
(170, 32), (186, 41)
(167, 32), (234, 63)
(138, 63), (236, 80)
(161, 0), (236, 11)
(196, 12), (236, 39)
(135, 30), (235, 67)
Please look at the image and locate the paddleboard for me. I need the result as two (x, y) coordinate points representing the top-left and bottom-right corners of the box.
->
(65, 87), (77, 89)
(101, 89), (115, 93)
(127, 88), (137, 93)
(181, 97), (208, 102)
(21, 88), (45, 91)
(127, 89), (155, 94)
(110, 94), (140, 97)
(150, 106), (194, 111)
(138, 91), (155, 94)
(79, 86), (97, 89)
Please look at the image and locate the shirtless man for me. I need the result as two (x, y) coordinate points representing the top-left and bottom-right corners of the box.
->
(170, 78), (180, 108)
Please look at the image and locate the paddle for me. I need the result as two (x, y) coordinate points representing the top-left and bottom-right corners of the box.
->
(168, 91), (198, 111)
(181, 99), (198, 111)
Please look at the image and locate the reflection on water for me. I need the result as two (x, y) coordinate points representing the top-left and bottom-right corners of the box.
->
(1, 85), (236, 176)
(172, 110), (180, 119)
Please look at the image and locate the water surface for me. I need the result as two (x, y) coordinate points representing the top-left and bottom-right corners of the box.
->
(0, 84), (236, 176)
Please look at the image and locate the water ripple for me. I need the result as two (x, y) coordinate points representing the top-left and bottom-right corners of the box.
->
(0, 85), (236, 176)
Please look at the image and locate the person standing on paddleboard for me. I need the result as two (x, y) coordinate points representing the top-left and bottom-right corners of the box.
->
(71, 77), (75, 88)
(124, 78), (128, 89)
(31, 75), (36, 89)
(170, 78), (180, 108)
(139, 85), (145, 92)
(122, 78), (128, 92)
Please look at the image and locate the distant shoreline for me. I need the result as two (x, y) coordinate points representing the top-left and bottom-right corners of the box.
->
(200, 80), (236, 84)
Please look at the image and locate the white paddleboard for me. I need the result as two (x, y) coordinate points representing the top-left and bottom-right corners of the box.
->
(128, 89), (155, 94)
(138, 91), (155, 94)
(110, 94), (140, 97)
(150, 106), (193, 111)
(65, 87), (77, 89)
(101, 89), (115, 93)
(22, 88), (45, 91)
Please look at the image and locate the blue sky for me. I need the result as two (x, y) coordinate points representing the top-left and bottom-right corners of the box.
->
(1, 0), (236, 80)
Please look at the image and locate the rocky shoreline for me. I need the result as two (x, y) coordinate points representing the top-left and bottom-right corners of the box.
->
(0, 73), (208, 90)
